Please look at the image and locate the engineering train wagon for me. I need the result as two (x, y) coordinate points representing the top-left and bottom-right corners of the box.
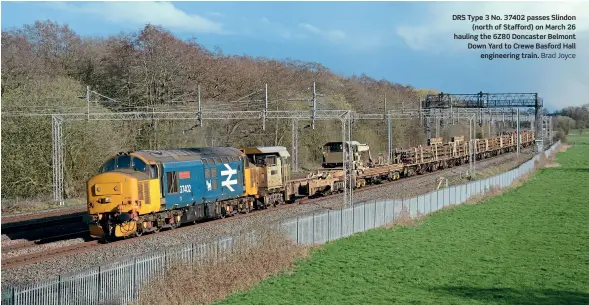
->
(322, 141), (372, 169)
(240, 146), (292, 207)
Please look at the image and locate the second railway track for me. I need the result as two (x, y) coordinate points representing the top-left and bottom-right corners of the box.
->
(2, 231), (89, 253)
(1, 213), (85, 236)
(2, 241), (102, 270)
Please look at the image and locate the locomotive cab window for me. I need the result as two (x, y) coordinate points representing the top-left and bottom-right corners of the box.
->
(117, 155), (131, 169)
(101, 158), (116, 173)
(132, 158), (147, 172)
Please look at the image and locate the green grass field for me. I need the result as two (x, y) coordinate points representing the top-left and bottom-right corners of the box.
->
(219, 135), (589, 305)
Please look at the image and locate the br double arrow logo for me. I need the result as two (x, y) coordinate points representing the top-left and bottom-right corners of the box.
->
(221, 164), (237, 192)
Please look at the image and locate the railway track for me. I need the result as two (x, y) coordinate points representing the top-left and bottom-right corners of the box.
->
(1, 231), (89, 253)
(1, 150), (533, 270)
(0, 204), (296, 270)
(1, 241), (102, 270)
(1, 206), (86, 225)
(1, 213), (85, 236)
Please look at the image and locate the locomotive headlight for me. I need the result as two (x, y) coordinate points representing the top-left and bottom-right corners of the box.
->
(105, 197), (111, 203)
(114, 186), (119, 191)
(97, 187), (102, 192)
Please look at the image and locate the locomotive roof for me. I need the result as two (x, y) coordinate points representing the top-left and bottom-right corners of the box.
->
(133, 147), (243, 163)
(324, 141), (361, 146)
(240, 146), (291, 158)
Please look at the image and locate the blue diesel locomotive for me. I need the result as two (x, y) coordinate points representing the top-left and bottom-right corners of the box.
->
(86, 147), (258, 239)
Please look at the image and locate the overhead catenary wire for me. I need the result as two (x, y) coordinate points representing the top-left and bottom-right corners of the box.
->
(3, 84), (547, 208)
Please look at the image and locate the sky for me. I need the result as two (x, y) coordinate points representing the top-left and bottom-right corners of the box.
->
(2, 1), (588, 112)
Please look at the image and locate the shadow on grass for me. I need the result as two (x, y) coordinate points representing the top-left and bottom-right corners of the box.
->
(433, 286), (589, 305)
(542, 168), (589, 173)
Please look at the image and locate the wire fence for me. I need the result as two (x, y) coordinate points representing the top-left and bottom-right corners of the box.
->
(1, 141), (560, 305)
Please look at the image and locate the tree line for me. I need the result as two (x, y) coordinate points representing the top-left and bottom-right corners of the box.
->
(1, 21), (425, 201)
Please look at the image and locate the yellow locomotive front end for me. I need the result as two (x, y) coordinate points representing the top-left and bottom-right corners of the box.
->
(86, 153), (161, 240)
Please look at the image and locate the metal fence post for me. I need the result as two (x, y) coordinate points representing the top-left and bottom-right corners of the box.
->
(312, 213), (315, 244)
(57, 275), (61, 305)
(353, 204), (355, 234)
(132, 258), (138, 300)
(393, 199), (396, 222)
(296, 216), (299, 244)
(97, 266), (101, 304)
(374, 200), (377, 228)
(340, 209), (343, 238)
(364, 203), (367, 231)
(327, 210), (331, 242)
(384, 199), (388, 223)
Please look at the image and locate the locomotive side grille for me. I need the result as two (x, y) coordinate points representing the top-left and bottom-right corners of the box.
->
(138, 182), (151, 204)
(138, 183), (144, 200)
(144, 182), (151, 205)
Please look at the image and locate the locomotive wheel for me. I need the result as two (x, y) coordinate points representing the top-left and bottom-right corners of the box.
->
(134, 230), (143, 237)
(219, 207), (227, 219)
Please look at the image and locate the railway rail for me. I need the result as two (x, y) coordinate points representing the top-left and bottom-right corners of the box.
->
(1, 231), (89, 253)
(1, 206), (86, 224)
(1, 213), (85, 236)
(1, 241), (102, 270)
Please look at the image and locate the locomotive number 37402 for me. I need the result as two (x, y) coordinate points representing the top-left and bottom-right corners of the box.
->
(179, 185), (192, 193)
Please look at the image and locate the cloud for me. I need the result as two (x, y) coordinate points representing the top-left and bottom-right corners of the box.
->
(394, 2), (589, 110)
(299, 23), (346, 42)
(51, 1), (223, 33)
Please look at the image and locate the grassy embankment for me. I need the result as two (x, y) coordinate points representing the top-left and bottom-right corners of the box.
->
(217, 134), (589, 304)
